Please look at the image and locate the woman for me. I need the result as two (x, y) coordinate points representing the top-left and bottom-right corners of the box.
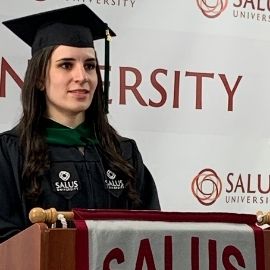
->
(0, 4), (160, 243)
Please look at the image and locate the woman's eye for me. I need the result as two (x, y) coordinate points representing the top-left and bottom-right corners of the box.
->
(85, 63), (96, 70)
(60, 62), (72, 69)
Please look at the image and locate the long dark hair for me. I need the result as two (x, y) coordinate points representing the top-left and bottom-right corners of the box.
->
(18, 46), (140, 207)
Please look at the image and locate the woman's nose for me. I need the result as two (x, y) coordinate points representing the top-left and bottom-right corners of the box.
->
(73, 65), (87, 83)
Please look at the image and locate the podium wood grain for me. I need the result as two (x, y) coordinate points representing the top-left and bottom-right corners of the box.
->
(0, 223), (76, 270)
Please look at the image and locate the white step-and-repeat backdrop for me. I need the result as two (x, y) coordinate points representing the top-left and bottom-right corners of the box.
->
(1, 0), (270, 214)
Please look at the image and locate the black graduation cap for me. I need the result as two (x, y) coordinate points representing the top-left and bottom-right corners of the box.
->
(2, 4), (115, 113)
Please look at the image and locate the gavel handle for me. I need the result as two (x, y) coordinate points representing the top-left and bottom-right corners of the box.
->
(29, 207), (74, 224)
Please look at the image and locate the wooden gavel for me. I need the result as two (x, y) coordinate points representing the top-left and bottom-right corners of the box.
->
(256, 211), (270, 226)
(29, 207), (74, 224)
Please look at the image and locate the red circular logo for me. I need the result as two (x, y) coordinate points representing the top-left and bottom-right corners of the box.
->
(196, 0), (228, 18)
(192, 168), (222, 205)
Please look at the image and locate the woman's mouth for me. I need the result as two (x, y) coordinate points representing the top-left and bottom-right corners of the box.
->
(68, 89), (90, 98)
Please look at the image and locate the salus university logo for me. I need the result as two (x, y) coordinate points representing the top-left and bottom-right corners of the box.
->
(196, 0), (228, 18)
(55, 170), (79, 192)
(191, 168), (222, 205)
(59, 171), (70, 181)
(105, 169), (125, 190)
(192, 168), (270, 206)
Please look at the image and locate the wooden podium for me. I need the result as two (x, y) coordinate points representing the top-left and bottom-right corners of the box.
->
(1, 222), (270, 270)
(0, 223), (76, 270)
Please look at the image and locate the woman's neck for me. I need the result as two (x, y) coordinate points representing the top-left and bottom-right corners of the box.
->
(45, 112), (85, 129)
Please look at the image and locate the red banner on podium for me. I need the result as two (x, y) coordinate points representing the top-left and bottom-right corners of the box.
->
(73, 210), (265, 270)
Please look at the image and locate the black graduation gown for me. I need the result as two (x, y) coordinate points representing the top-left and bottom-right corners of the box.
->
(0, 127), (160, 243)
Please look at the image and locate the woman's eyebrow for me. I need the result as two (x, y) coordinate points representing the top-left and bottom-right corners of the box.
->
(56, 57), (75, 62)
(56, 57), (96, 62)
(85, 57), (97, 62)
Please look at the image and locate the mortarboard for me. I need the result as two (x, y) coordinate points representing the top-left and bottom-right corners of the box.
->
(2, 4), (115, 113)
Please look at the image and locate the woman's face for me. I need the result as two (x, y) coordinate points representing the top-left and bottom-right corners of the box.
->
(44, 45), (98, 122)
